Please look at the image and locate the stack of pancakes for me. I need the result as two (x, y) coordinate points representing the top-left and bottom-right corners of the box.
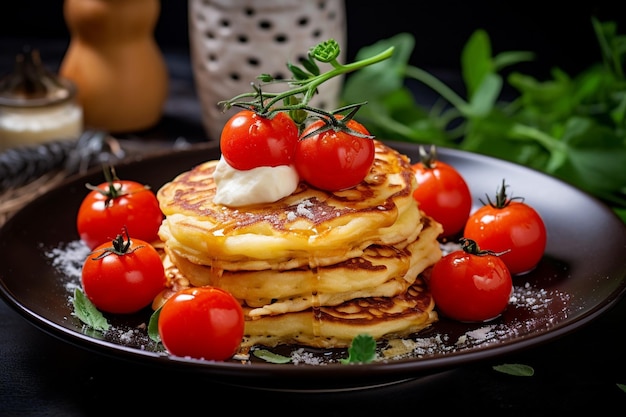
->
(156, 140), (443, 349)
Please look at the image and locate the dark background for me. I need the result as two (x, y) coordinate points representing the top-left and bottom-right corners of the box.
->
(1, 0), (625, 78)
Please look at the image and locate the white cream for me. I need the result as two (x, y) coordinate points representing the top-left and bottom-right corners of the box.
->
(0, 103), (83, 151)
(213, 156), (299, 207)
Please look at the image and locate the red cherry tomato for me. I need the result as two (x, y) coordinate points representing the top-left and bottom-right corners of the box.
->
(158, 287), (245, 361)
(463, 180), (547, 275)
(81, 230), (166, 314)
(428, 238), (513, 322)
(220, 110), (299, 170)
(294, 116), (375, 191)
(411, 146), (472, 239)
(77, 169), (163, 250)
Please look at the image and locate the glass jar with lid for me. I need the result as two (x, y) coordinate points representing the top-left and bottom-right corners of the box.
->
(0, 47), (83, 152)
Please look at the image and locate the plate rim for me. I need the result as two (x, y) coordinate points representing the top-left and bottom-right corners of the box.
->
(1, 141), (625, 390)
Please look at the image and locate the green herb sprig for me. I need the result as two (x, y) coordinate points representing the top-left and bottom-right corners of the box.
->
(341, 18), (626, 223)
(218, 39), (393, 124)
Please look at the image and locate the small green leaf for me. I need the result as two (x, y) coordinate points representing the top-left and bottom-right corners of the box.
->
(492, 50), (535, 73)
(287, 63), (311, 81)
(461, 29), (493, 98)
(465, 73), (502, 117)
(340, 334), (376, 364)
(253, 349), (292, 364)
(73, 288), (110, 332)
(257, 73), (274, 83)
(301, 54), (320, 76)
(617, 383), (626, 393)
(492, 363), (535, 376)
(147, 306), (161, 343)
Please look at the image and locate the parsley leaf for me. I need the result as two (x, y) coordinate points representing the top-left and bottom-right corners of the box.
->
(72, 288), (110, 332)
(340, 334), (376, 364)
(253, 349), (291, 364)
(492, 363), (535, 376)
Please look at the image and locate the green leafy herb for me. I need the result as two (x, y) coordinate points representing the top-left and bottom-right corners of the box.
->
(341, 18), (626, 223)
(492, 363), (535, 376)
(340, 333), (377, 364)
(147, 306), (161, 343)
(617, 383), (626, 393)
(253, 349), (292, 364)
(220, 38), (393, 119)
(73, 287), (110, 332)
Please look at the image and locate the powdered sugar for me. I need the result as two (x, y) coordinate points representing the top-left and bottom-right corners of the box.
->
(46, 239), (573, 365)
(45, 239), (89, 296)
(286, 199), (315, 221)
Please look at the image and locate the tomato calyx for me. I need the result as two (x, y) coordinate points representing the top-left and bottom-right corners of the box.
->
(481, 179), (525, 209)
(418, 145), (439, 169)
(84, 165), (152, 208)
(460, 237), (509, 258)
(300, 105), (374, 141)
(90, 226), (143, 260)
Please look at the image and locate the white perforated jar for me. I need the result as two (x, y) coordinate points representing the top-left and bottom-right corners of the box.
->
(188, 0), (347, 141)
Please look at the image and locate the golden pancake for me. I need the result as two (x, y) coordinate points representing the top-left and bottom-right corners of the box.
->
(164, 215), (441, 318)
(155, 140), (444, 350)
(241, 276), (437, 349)
(157, 140), (421, 271)
(158, 248), (438, 349)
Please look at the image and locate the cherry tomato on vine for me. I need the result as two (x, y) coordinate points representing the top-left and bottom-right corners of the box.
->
(220, 110), (299, 170)
(294, 115), (375, 191)
(427, 238), (513, 322)
(411, 145), (472, 239)
(81, 229), (166, 314)
(77, 167), (163, 250)
(463, 179), (547, 275)
(158, 286), (245, 361)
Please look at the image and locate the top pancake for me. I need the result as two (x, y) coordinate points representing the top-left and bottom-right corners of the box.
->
(157, 140), (422, 270)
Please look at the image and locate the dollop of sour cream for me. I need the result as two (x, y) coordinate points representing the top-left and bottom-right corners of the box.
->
(213, 156), (299, 207)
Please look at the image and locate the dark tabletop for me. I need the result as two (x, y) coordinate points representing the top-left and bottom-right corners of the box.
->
(1, 37), (626, 416)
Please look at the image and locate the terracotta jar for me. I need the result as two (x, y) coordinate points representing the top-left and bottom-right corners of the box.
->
(59, 0), (168, 133)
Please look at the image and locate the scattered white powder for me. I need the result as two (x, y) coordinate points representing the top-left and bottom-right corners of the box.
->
(510, 281), (555, 310)
(118, 328), (137, 344)
(46, 239), (573, 366)
(46, 239), (89, 278)
(290, 348), (327, 365)
(296, 200), (314, 219)
(286, 199), (315, 221)
(45, 239), (90, 295)
(463, 325), (497, 343)
(106, 324), (154, 351)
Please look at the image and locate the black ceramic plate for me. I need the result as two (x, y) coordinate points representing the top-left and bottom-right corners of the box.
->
(1, 141), (625, 391)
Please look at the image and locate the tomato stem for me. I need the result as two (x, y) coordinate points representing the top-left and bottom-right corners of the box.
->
(218, 39), (394, 123)
(418, 145), (439, 169)
(460, 237), (509, 257)
(84, 165), (152, 207)
(480, 179), (525, 208)
(90, 226), (143, 259)
(299, 104), (375, 141)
